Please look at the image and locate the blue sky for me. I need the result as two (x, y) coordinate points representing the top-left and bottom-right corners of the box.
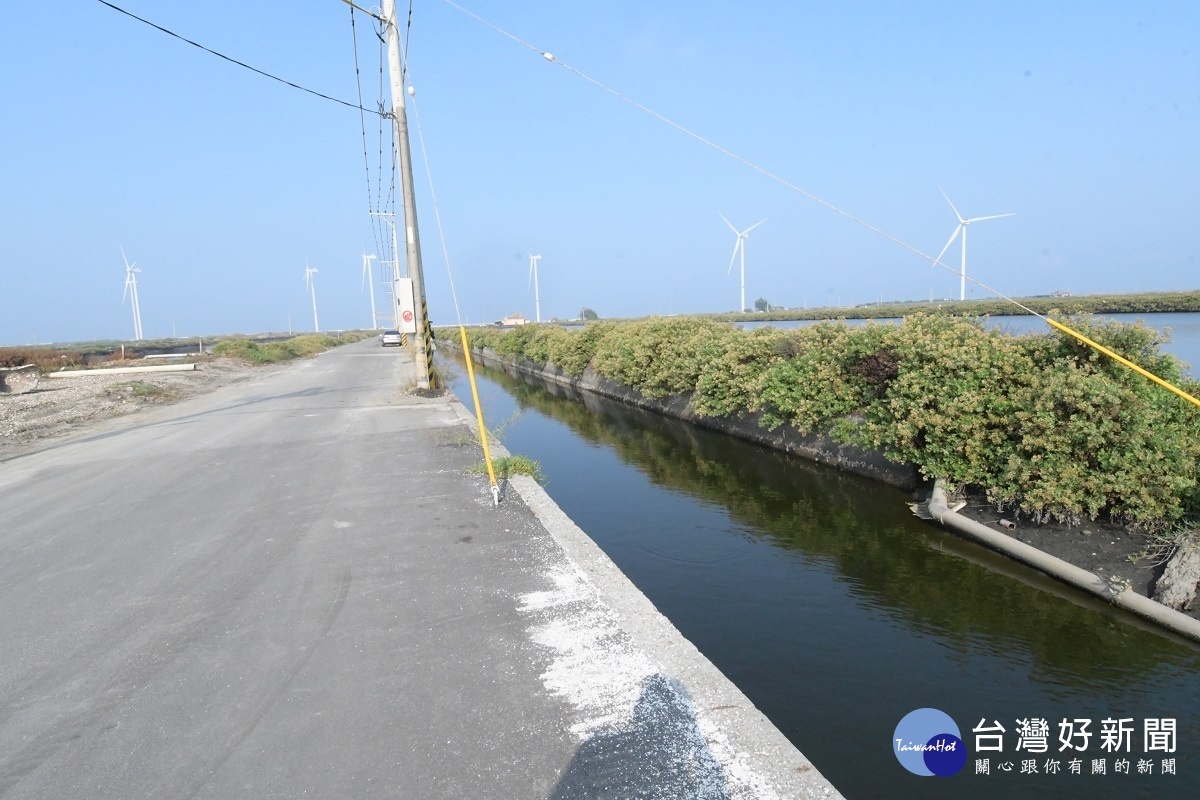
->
(2, 1), (1197, 344)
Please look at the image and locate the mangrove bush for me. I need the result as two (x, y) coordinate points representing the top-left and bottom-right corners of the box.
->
(463, 316), (1200, 529)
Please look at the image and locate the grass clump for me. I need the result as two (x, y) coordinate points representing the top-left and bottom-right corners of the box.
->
(106, 381), (177, 400)
(470, 454), (544, 481)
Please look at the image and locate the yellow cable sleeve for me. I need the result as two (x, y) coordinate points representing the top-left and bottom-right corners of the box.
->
(1046, 318), (1200, 410)
(459, 326), (499, 489)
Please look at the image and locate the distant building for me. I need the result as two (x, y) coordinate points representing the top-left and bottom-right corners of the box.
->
(498, 313), (530, 327)
(1051, 290), (1072, 298)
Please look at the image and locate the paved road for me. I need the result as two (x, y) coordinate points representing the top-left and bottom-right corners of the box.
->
(0, 340), (839, 799)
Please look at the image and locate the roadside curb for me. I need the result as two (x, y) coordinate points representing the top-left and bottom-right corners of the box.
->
(444, 387), (844, 799)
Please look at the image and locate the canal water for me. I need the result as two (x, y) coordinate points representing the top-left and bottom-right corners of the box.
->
(743, 312), (1200, 377)
(448, 357), (1200, 800)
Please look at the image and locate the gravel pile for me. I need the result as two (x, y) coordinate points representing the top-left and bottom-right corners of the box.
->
(0, 357), (258, 459)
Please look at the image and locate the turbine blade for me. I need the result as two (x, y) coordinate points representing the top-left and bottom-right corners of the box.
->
(120, 246), (130, 269)
(719, 213), (738, 235)
(940, 188), (965, 224)
(931, 226), (962, 270)
(965, 213), (1015, 223)
(726, 240), (740, 276)
(744, 218), (767, 235)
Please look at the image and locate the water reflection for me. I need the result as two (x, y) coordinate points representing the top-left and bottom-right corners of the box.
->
(449, 357), (1200, 799)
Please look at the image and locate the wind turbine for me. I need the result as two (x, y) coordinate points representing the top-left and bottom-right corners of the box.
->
(931, 190), (1014, 301)
(362, 252), (378, 330)
(720, 214), (766, 313)
(305, 262), (320, 332)
(120, 247), (144, 341)
(528, 254), (543, 323)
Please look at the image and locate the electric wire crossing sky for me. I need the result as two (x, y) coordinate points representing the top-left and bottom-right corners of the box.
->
(1, 1), (1194, 346)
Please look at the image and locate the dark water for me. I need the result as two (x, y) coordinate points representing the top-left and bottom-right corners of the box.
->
(742, 312), (1200, 377)
(448, 360), (1200, 800)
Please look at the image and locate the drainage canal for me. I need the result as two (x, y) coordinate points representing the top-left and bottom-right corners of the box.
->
(448, 360), (1199, 800)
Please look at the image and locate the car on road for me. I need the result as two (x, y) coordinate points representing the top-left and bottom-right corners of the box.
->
(381, 330), (404, 347)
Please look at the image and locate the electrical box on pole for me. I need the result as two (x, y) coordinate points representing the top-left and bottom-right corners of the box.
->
(394, 278), (417, 334)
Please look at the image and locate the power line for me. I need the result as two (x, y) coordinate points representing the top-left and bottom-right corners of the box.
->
(376, 25), (388, 252)
(403, 0), (415, 81)
(434, 0), (1036, 312)
(349, 5), (386, 264)
(94, 0), (383, 116)
(437, 0), (1200, 408)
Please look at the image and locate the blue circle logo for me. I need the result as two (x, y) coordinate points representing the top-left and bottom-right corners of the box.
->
(893, 708), (966, 777)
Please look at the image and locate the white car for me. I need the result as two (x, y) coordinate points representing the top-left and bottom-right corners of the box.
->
(381, 330), (404, 347)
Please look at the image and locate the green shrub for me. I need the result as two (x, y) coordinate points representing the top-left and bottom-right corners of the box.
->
(692, 326), (791, 417)
(589, 317), (736, 398)
(547, 322), (618, 377)
(459, 313), (1200, 528)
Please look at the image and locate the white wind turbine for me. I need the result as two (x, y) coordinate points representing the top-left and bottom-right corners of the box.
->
(720, 214), (766, 313)
(931, 189), (1014, 301)
(528, 254), (543, 323)
(305, 262), (320, 332)
(120, 247), (144, 341)
(362, 252), (378, 330)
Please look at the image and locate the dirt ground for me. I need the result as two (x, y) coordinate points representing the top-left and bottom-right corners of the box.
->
(947, 492), (1199, 622)
(0, 357), (259, 461)
(3, 357), (1195, 625)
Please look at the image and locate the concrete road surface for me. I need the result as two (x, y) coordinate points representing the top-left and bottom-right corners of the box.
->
(0, 340), (839, 799)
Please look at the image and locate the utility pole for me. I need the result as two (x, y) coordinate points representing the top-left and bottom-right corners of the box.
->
(383, 0), (431, 389)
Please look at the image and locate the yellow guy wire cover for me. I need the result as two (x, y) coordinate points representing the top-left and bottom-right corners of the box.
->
(459, 326), (499, 491)
(1046, 318), (1200, 411)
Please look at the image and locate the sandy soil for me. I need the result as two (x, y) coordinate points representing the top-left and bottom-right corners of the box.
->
(0, 357), (259, 461)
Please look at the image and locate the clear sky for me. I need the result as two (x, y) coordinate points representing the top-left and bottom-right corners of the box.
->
(2, 0), (1197, 345)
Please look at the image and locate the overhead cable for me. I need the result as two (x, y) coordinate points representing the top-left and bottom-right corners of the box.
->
(349, 5), (386, 261)
(439, 0), (1200, 408)
(94, 0), (382, 116)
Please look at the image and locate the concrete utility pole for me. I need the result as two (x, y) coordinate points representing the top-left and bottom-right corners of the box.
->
(382, 0), (431, 389)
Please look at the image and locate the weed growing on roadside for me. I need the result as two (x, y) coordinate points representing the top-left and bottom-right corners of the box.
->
(107, 381), (177, 400)
(470, 454), (544, 481)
